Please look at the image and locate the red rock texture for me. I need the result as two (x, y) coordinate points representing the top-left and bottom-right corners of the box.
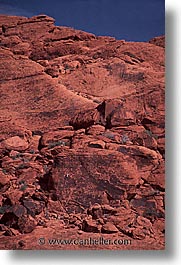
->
(149, 36), (165, 48)
(0, 15), (165, 250)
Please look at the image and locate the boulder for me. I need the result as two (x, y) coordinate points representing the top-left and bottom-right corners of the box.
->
(0, 171), (10, 187)
(22, 199), (45, 217)
(17, 215), (36, 234)
(86, 125), (105, 135)
(88, 140), (105, 149)
(70, 109), (100, 130)
(40, 130), (74, 148)
(101, 222), (119, 234)
(1, 136), (29, 151)
(82, 217), (100, 233)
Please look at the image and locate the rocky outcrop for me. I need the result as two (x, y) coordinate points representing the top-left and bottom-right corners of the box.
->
(149, 36), (165, 48)
(0, 15), (165, 250)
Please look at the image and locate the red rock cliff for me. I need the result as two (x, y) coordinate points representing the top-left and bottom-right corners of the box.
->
(0, 15), (165, 250)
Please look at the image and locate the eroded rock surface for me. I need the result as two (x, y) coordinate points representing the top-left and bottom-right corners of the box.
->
(0, 15), (165, 250)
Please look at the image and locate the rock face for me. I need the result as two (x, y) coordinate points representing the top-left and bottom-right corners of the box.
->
(149, 36), (165, 48)
(0, 15), (165, 250)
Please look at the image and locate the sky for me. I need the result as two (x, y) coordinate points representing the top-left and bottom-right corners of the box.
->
(0, 0), (165, 41)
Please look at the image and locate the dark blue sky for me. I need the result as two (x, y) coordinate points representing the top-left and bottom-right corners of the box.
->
(0, 0), (165, 41)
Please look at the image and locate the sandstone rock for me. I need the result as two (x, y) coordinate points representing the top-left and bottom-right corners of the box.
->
(105, 142), (119, 151)
(10, 205), (27, 218)
(3, 227), (19, 237)
(0, 204), (27, 228)
(101, 222), (119, 234)
(16, 167), (39, 186)
(0, 14), (165, 249)
(88, 204), (102, 219)
(0, 15), (27, 28)
(86, 125), (105, 135)
(88, 140), (105, 149)
(98, 99), (136, 128)
(70, 109), (100, 130)
(156, 137), (165, 157)
(28, 135), (41, 153)
(152, 218), (165, 234)
(0, 212), (19, 228)
(103, 130), (121, 143)
(77, 230), (83, 235)
(111, 125), (158, 149)
(71, 134), (95, 149)
(22, 199), (45, 217)
(4, 189), (23, 205)
(136, 216), (153, 229)
(0, 14), (164, 134)
(40, 130), (74, 148)
(82, 217), (100, 233)
(146, 162), (165, 190)
(0, 171), (10, 187)
(0, 124), (32, 143)
(109, 207), (136, 234)
(58, 126), (74, 131)
(149, 36), (165, 48)
(17, 215), (36, 234)
(48, 149), (144, 210)
(45, 66), (59, 78)
(132, 227), (146, 240)
(73, 128), (86, 135)
(130, 197), (158, 219)
(101, 204), (118, 214)
(1, 136), (29, 151)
